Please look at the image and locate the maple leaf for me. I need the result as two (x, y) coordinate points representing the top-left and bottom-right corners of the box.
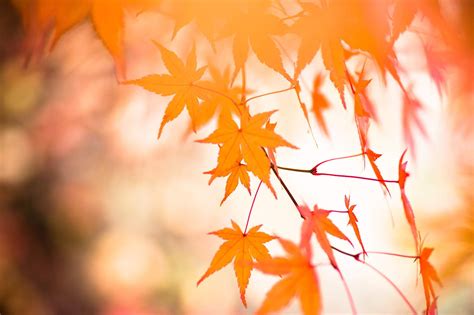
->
(299, 204), (352, 269)
(163, 0), (236, 41)
(391, 0), (448, 44)
(265, 121), (279, 172)
(254, 237), (322, 315)
(190, 66), (241, 131)
(292, 2), (323, 77)
(345, 195), (367, 256)
(223, 1), (290, 81)
(423, 44), (447, 97)
(199, 110), (297, 186)
(293, 1), (394, 108)
(311, 74), (331, 136)
(321, 37), (347, 108)
(419, 247), (442, 314)
(13, 0), (157, 80)
(350, 64), (376, 155)
(402, 92), (427, 158)
(206, 159), (251, 205)
(398, 150), (419, 251)
(126, 42), (207, 137)
(365, 149), (391, 196)
(197, 221), (275, 307)
(391, 0), (418, 44)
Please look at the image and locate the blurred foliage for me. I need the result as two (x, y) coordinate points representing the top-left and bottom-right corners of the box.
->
(0, 0), (472, 314)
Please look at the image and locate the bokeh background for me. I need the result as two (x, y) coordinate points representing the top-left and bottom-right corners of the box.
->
(0, 0), (472, 314)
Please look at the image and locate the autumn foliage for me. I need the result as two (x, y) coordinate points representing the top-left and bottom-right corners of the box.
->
(11, 0), (473, 313)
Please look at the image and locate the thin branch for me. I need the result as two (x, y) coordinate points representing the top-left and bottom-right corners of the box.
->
(325, 209), (350, 214)
(331, 246), (417, 314)
(331, 246), (359, 259)
(273, 37), (319, 148)
(241, 64), (246, 103)
(270, 164), (301, 216)
(313, 152), (365, 171)
(244, 181), (263, 234)
(366, 251), (419, 260)
(277, 165), (312, 173)
(362, 262), (417, 315)
(245, 86), (295, 104)
(331, 247), (419, 260)
(192, 83), (237, 106)
(337, 270), (357, 315)
(314, 172), (399, 184)
(269, 154), (416, 314)
(277, 165), (399, 184)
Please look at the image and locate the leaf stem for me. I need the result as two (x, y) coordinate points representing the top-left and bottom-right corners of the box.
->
(331, 246), (359, 259)
(277, 165), (399, 184)
(331, 246), (417, 315)
(270, 164), (302, 217)
(313, 152), (365, 171)
(191, 83), (238, 106)
(331, 246), (419, 260)
(245, 86), (295, 104)
(337, 270), (357, 315)
(244, 181), (263, 234)
(365, 251), (419, 260)
(362, 262), (417, 315)
(241, 65), (246, 103)
(325, 209), (350, 214)
(270, 156), (415, 314)
(314, 172), (399, 184)
(277, 166), (312, 173)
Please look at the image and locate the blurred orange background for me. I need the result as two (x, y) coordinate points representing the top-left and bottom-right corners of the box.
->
(0, 0), (472, 314)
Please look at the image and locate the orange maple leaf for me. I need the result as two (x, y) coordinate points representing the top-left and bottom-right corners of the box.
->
(402, 92), (427, 158)
(391, 0), (448, 44)
(254, 237), (321, 315)
(299, 204), (352, 269)
(197, 221), (275, 307)
(419, 247), (442, 314)
(190, 66), (241, 131)
(311, 74), (331, 136)
(398, 150), (419, 251)
(164, 0), (233, 41)
(293, 1), (406, 106)
(365, 149), (391, 196)
(199, 110), (297, 185)
(423, 44), (447, 97)
(345, 195), (367, 256)
(351, 65), (373, 153)
(13, 0), (156, 80)
(206, 159), (251, 205)
(225, 1), (290, 81)
(126, 42), (207, 137)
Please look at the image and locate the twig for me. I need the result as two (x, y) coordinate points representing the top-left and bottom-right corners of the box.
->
(245, 86), (295, 103)
(244, 181), (263, 234)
